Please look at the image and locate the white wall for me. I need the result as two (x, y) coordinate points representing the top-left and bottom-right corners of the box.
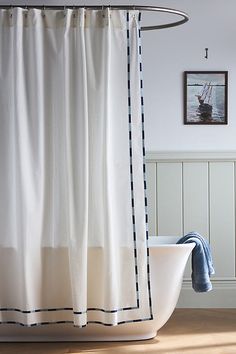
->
(142, 0), (236, 152)
(1, 0), (235, 151)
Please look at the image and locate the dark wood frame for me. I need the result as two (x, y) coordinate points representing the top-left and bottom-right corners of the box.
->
(184, 71), (228, 125)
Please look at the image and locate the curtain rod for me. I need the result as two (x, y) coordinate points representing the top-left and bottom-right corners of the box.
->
(0, 5), (189, 31)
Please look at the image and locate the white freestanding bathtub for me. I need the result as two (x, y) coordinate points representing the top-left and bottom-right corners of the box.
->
(0, 236), (194, 342)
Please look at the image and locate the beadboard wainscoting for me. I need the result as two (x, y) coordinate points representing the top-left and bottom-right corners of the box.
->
(146, 152), (236, 308)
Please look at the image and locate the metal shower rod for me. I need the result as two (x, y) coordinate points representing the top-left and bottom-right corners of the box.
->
(0, 5), (189, 31)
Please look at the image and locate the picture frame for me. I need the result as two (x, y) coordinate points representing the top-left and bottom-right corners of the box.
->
(184, 71), (228, 125)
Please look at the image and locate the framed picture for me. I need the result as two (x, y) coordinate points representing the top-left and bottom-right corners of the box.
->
(184, 71), (228, 125)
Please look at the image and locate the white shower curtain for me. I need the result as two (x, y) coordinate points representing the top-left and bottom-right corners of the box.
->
(0, 7), (152, 326)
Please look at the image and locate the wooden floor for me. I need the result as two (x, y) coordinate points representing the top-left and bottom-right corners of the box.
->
(0, 309), (236, 354)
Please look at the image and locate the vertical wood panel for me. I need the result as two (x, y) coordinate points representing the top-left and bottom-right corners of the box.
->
(209, 162), (235, 278)
(183, 162), (209, 238)
(146, 162), (156, 236)
(183, 162), (209, 278)
(157, 162), (183, 236)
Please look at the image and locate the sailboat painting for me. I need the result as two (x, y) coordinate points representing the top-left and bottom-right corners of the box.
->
(184, 71), (228, 124)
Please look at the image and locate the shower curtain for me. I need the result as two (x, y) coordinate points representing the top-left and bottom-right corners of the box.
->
(0, 7), (152, 327)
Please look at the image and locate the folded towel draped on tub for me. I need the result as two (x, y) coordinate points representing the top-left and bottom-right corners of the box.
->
(177, 231), (215, 292)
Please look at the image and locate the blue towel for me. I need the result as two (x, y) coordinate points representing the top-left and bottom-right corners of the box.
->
(177, 231), (215, 292)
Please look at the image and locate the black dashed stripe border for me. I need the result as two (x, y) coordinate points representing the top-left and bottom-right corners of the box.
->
(0, 11), (139, 319)
(0, 306), (137, 315)
(138, 11), (153, 320)
(0, 315), (153, 328)
(126, 9), (140, 309)
(0, 10), (153, 326)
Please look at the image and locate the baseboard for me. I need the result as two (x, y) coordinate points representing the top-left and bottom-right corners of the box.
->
(177, 280), (236, 308)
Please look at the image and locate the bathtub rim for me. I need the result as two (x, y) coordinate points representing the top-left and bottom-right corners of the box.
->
(148, 236), (196, 250)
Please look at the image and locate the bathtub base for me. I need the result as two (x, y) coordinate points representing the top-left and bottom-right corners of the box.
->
(0, 321), (158, 342)
(0, 332), (157, 342)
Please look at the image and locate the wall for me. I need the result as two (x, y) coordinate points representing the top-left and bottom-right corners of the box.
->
(142, 0), (236, 152)
(1, 0), (235, 151)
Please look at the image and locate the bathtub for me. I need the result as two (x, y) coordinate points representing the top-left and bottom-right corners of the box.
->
(0, 236), (194, 342)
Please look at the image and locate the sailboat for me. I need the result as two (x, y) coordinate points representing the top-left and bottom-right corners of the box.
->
(195, 82), (213, 119)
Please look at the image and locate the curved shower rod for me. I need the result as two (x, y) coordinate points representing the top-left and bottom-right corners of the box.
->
(0, 5), (189, 31)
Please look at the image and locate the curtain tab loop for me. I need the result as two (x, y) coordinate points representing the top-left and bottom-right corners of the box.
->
(24, 5), (28, 18)
(102, 5), (105, 18)
(133, 6), (137, 19)
(42, 5), (46, 18)
(73, 5), (76, 18)
(108, 5), (111, 17)
(9, 5), (13, 18)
